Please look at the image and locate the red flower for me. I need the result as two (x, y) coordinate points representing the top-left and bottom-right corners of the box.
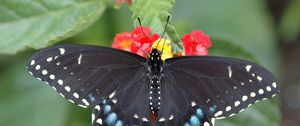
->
(181, 30), (212, 56)
(112, 26), (160, 57)
(115, 0), (132, 6)
(131, 26), (160, 57)
(112, 27), (212, 57)
(112, 32), (132, 51)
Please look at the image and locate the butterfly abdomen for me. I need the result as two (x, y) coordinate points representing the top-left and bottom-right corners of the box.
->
(149, 76), (161, 116)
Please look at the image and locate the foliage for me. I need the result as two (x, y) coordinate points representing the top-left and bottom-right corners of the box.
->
(0, 0), (105, 54)
(0, 0), (286, 126)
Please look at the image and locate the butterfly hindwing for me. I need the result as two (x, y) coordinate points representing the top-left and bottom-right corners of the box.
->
(26, 45), (147, 108)
(156, 56), (279, 125)
(91, 76), (152, 126)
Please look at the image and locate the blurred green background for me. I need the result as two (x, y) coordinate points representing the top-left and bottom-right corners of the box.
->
(0, 0), (299, 126)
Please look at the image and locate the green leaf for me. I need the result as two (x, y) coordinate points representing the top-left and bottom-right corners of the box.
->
(0, 54), (70, 126)
(279, 0), (300, 42)
(0, 0), (106, 54)
(129, 0), (184, 53)
(209, 39), (257, 62)
(173, 0), (280, 74)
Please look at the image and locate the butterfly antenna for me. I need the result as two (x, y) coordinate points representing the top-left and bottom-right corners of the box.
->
(155, 16), (170, 49)
(137, 17), (147, 37)
(137, 17), (148, 57)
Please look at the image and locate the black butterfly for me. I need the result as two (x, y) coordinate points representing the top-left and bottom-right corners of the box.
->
(26, 44), (279, 126)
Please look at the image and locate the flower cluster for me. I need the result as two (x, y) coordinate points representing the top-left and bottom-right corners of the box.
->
(115, 0), (132, 6)
(112, 26), (212, 59)
(181, 30), (211, 56)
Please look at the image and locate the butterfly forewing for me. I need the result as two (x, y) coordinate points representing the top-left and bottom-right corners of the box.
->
(156, 56), (279, 125)
(26, 45), (147, 108)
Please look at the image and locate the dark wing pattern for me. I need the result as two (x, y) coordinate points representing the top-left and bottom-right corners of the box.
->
(92, 76), (152, 126)
(156, 56), (279, 126)
(26, 45), (150, 113)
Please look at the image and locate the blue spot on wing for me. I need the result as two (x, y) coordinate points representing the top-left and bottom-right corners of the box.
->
(106, 112), (117, 125)
(196, 108), (204, 118)
(190, 115), (200, 126)
(184, 122), (191, 126)
(104, 105), (111, 114)
(88, 94), (96, 102)
(209, 105), (217, 113)
(115, 120), (123, 126)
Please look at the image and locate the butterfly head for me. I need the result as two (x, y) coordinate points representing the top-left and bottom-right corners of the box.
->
(149, 49), (162, 61)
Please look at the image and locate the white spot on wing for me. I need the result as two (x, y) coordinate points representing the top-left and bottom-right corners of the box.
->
(134, 114), (139, 119)
(257, 76), (262, 82)
(109, 91), (116, 99)
(35, 65), (41, 70)
(78, 53), (83, 64)
(234, 101), (240, 107)
(78, 104), (87, 108)
(142, 117), (148, 122)
(204, 122), (210, 126)
(227, 66), (232, 78)
(49, 74), (55, 80)
(46, 57), (53, 62)
(59, 48), (66, 55)
(225, 106), (231, 111)
(191, 101), (196, 107)
(96, 118), (102, 124)
(82, 99), (90, 106)
(112, 99), (117, 104)
(229, 113), (236, 117)
(242, 95), (248, 101)
(159, 117), (166, 122)
(42, 70), (48, 75)
(241, 82), (245, 86)
(92, 113), (95, 123)
(250, 92), (256, 97)
(169, 115), (174, 120)
(211, 118), (216, 126)
(64, 86), (71, 92)
(266, 86), (272, 92)
(30, 60), (35, 65)
(52, 86), (57, 91)
(68, 99), (74, 103)
(214, 111), (223, 117)
(73, 92), (79, 98)
(258, 89), (264, 95)
(245, 65), (252, 72)
(58, 79), (63, 85)
(59, 93), (65, 98)
(272, 82), (277, 88)
(95, 105), (100, 111)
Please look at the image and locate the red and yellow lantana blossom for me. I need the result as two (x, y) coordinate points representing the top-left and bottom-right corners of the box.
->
(112, 26), (212, 59)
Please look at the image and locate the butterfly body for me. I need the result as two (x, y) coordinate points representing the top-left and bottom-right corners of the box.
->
(147, 49), (163, 116)
(27, 45), (279, 126)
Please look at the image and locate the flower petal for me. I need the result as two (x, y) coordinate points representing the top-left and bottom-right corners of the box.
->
(181, 30), (212, 56)
(112, 32), (132, 51)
